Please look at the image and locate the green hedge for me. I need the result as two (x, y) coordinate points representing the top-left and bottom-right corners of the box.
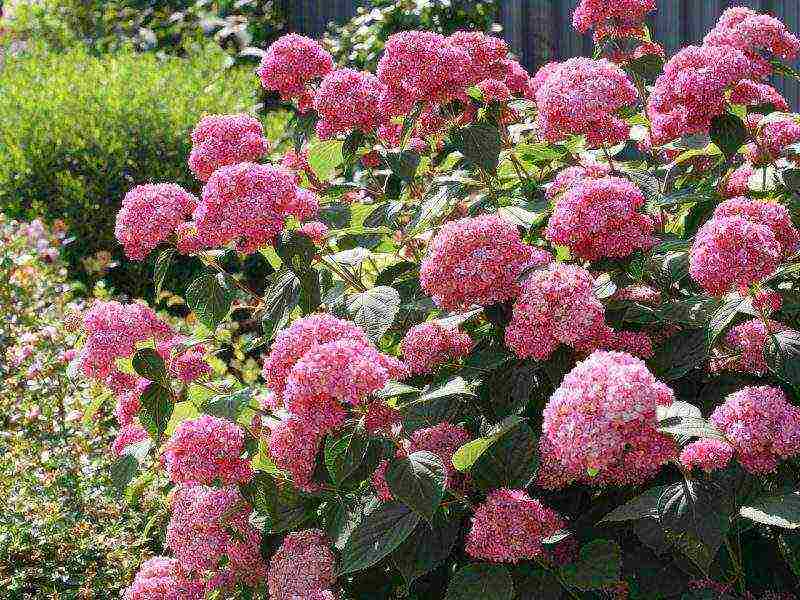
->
(0, 43), (285, 298)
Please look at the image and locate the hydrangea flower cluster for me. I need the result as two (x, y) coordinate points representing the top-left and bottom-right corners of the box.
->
(78, 301), (173, 382)
(545, 176), (655, 261)
(401, 322), (473, 374)
(744, 118), (800, 165)
(572, 0), (656, 38)
(298, 220), (329, 245)
(710, 386), (800, 473)
(704, 7), (800, 79)
(267, 417), (323, 491)
(166, 484), (267, 585)
(546, 162), (610, 199)
(372, 459), (394, 502)
(112, 423), (149, 456)
(531, 58), (638, 147)
(314, 68), (387, 139)
(115, 184), (198, 260)
(157, 336), (212, 384)
(539, 351), (677, 488)
(193, 162), (318, 254)
(713, 318), (788, 376)
(267, 529), (336, 600)
(123, 557), (205, 600)
(465, 489), (565, 563)
(723, 164), (755, 198)
(188, 114), (269, 182)
(257, 34), (333, 109)
(713, 197), (799, 258)
(730, 80), (790, 112)
(162, 415), (252, 486)
(689, 216), (781, 296)
(679, 439), (734, 473)
(420, 214), (549, 310)
(408, 422), (471, 484)
(505, 263), (608, 361)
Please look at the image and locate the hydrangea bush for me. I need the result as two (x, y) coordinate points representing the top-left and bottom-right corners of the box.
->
(70, 2), (800, 598)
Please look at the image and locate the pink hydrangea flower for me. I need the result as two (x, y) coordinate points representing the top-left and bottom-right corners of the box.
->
(157, 337), (212, 384)
(401, 322), (473, 374)
(371, 459), (393, 502)
(420, 215), (544, 310)
(613, 284), (661, 306)
(572, 0), (656, 35)
(298, 221), (329, 245)
(267, 529), (336, 600)
(112, 423), (149, 456)
(465, 489), (565, 563)
(689, 216), (781, 296)
(284, 339), (406, 434)
(476, 78), (511, 102)
(364, 401), (402, 436)
(717, 319), (786, 377)
(314, 68), (387, 139)
(730, 80), (789, 112)
(532, 58), (638, 148)
(722, 164), (755, 198)
(506, 264), (609, 361)
(162, 415), (252, 486)
(377, 31), (472, 115)
(188, 114), (269, 182)
(502, 59), (531, 95)
(539, 351), (677, 488)
(408, 422), (471, 484)
(449, 31), (509, 83)
(193, 162), (312, 254)
(115, 184), (198, 260)
(114, 378), (149, 426)
(545, 176), (655, 261)
(281, 148), (310, 175)
(753, 288), (783, 314)
(704, 7), (800, 79)
(546, 162), (611, 199)
(166, 484), (266, 582)
(262, 314), (369, 404)
(123, 557), (206, 600)
(680, 439), (734, 473)
(603, 330), (654, 359)
(257, 34), (333, 101)
(712, 197), (799, 258)
(710, 386), (800, 473)
(744, 118), (800, 164)
(267, 417), (323, 491)
(79, 301), (173, 381)
(648, 45), (751, 144)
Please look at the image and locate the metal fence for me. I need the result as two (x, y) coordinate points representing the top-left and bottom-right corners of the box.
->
(284, 0), (800, 109)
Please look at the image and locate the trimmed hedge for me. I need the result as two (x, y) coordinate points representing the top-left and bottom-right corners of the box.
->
(0, 43), (284, 298)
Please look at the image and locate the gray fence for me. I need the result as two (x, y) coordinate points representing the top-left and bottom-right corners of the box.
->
(285, 0), (800, 109)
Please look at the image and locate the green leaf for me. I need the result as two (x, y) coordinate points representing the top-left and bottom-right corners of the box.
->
(346, 286), (401, 342)
(342, 130), (364, 162)
(307, 139), (344, 181)
(710, 113), (747, 158)
(110, 438), (152, 492)
(386, 451), (446, 524)
(276, 230), (318, 273)
(627, 53), (664, 82)
(153, 247), (175, 297)
(392, 514), (461, 585)
(771, 58), (800, 81)
(131, 347), (167, 382)
(601, 486), (669, 523)
(454, 123), (503, 172)
(560, 540), (621, 590)
(472, 423), (538, 491)
(139, 382), (174, 442)
(325, 428), (369, 486)
(445, 564), (514, 600)
(261, 270), (301, 341)
(707, 295), (745, 349)
(385, 149), (420, 182)
(339, 502), (420, 575)
(784, 168), (800, 192)
(655, 401), (708, 446)
(649, 328), (707, 380)
(185, 274), (233, 329)
(242, 472), (314, 534)
(740, 491), (800, 529)
(204, 387), (252, 422)
(657, 416), (726, 441)
(764, 330), (800, 387)
(298, 268), (322, 314)
(452, 416), (522, 472)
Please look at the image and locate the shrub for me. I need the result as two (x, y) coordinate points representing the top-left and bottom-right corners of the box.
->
(0, 43), (286, 298)
(323, 0), (501, 71)
(68, 3), (800, 599)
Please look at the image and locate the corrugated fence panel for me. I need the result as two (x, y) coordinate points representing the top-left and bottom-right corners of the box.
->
(285, 0), (800, 109)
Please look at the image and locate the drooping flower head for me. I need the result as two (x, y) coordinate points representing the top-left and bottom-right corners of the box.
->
(680, 439), (735, 473)
(532, 58), (638, 148)
(267, 529), (336, 600)
(157, 336), (212, 384)
(539, 351), (677, 488)
(188, 114), (269, 182)
(193, 162), (315, 254)
(115, 184), (198, 260)
(689, 216), (781, 296)
(648, 45), (751, 144)
(162, 415), (252, 486)
(465, 489), (565, 563)
(729, 80), (790, 112)
(710, 386), (800, 473)
(744, 118), (800, 165)
(267, 417), (324, 491)
(420, 214), (546, 310)
(572, 0), (656, 36)
(314, 68), (387, 139)
(545, 176), (655, 261)
(506, 263), (609, 361)
(712, 197), (799, 258)
(723, 164), (755, 198)
(257, 34), (334, 105)
(401, 322), (473, 375)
